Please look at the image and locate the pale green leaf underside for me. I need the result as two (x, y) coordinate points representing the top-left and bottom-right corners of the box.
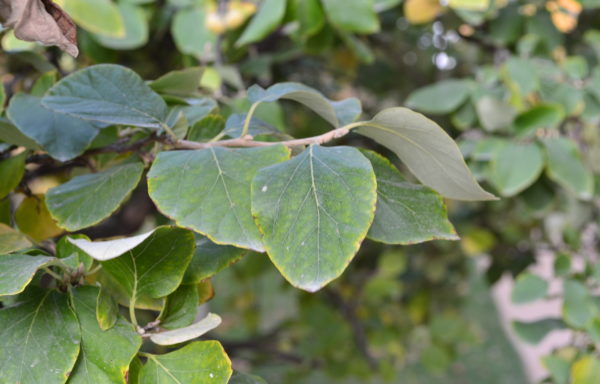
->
(252, 145), (376, 292)
(46, 162), (144, 231)
(69, 229), (156, 261)
(406, 79), (471, 114)
(150, 313), (222, 345)
(361, 150), (458, 244)
(100, 226), (195, 300)
(0, 254), (55, 296)
(356, 107), (496, 201)
(140, 341), (232, 384)
(148, 146), (290, 252)
(488, 142), (544, 197)
(42, 64), (169, 129)
(0, 289), (80, 384)
(68, 286), (141, 384)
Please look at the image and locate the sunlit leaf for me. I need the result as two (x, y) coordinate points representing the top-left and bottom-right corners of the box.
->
(150, 313), (221, 345)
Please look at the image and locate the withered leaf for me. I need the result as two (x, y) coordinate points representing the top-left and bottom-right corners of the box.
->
(0, 0), (78, 57)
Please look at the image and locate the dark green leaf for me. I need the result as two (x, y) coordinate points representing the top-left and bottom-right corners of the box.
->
(512, 318), (565, 344)
(158, 284), (199, 330)
(0, 151), (26, 199)
(0, 118), (42, 150)
(514, 104), (565, 136)
(321, 0), (379, 34)
(0, 254), (55, 296)
(252, 145), (376, 291)
(183, 236), (246, 284)
(229, 372), (268, 384)
(187, 114), (225, 142)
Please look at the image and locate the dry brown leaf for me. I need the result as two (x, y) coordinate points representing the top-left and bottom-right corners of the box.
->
(0, 0), (78, 56)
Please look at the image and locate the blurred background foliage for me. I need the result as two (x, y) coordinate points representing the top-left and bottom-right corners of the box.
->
(2, 0), (600, 382)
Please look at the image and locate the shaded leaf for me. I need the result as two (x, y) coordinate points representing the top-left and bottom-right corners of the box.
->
(149, 67), (203, 98)
(356, 107), (496, 200)
(183, 236), (246, 284)
(514, 104), (565, 136)
(0, 224), (32, 254)
(150, 313), (221, 345)
(543, 137), (594, 200)
(15, 195), (63, 241)
(158, 284), (199, 330)
(96, 284), (118, 331)
(0, 254), (55, 296)
(512, 318), (565, 344)
(252, 145), (376, 291)
(0, 151), (26, 199)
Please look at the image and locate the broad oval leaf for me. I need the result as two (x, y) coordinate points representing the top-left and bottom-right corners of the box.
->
(46, 162), (144, 231)
(247, 83), (362, 127)
(356, 107), (496, 201)
(148, 146), (290, 252)
(7, 94), (100, 161)
(158, 284), (199, 330)
(42, 64), (169, 129)
(99, 226), (195, 300)
(0, 151), (26, 199)
(68, 286), (142, 384)
(183, 236), (246, 284)
(251, 145), (377, 292)
(236, 0), (287, 46)
(95, 2), (149, 50)
(140, 341), (232, 383)
(488, 142), (545, 197)
(0, 223), (31, 254)
(0, 289), (80, 384)
(150, 312), (222, 345)
(511, 273), (548, 304)
(0, 254), (55, 296)
(406, 79), (471, 114)
(361, 150), (458, 244)
(543, 137), (594, 200)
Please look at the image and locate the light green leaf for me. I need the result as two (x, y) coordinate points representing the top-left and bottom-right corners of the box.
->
(97, 284), (119, 331)
(563, 279), (597, 328)
(236, 0), (287, 46)
(140, 341), (232, 383)
(95, 2), (149, 50)
(0, 224), (32, 254)
(356, 107), (496, 201)
(172, 7), (217, 58)
(0, 288), (80, 384)
(127, 358), (143, 384)
(361, 150), (458, 244)
(542, 355), (570, 384)
(158, 284), (199, 330)
(294, 0), (325, 38)
(148, 146), (290, 252)
(150, 313), (221, 345)
(64, 0), (125, 37)
(406, 80), (471, 114)
(229, 372), (268, 384)
(488, 142), (544, 197)
(512, 273), (548, 304)
(68, 286), (142, 384)
(68, 229), (156, 261)
(247, 83), (362, 127)
(252, 145), (376, 291)
(42, 64), (169, 129)
(543, 138), (594, 200)
(504, 57), (540, 95)
(572, 356), (600, 384)
(514, 104), (565, 136)
(512, 318), (565, 344)
(321, 0), (379, 34)
(149, 67), (203, 98)
(183, 237), (246, 284)
(475, 96), (516, 132)
(7, 94), (100, 161)
(99, 226), (195, 302)
(46, 162), (144, 231)
(0, 151), (25, 199)
(0, 254), (55, 296)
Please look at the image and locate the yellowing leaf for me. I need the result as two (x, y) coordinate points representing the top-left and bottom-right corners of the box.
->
(15, 195), (63, 241)
(404, 0), (444, 25)
(547, 0), (581, 33)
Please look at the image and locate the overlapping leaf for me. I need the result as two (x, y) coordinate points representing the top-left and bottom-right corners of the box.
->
(183, 236), (246, 284)
(488, 142), (544, 197)
(150, 313), (221, 345)
(0, 254), (55, 296)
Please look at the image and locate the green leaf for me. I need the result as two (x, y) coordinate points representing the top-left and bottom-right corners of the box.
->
(183, 236), (246, 284)
(68, 286), (142, 384)
(7, 94), (100, 161)
(0, 118), (42, 150)
(542, 355), (570, 384)
(0, 288), (80, 384)
(149, 67), (203, 98)
(361, 150), (458, 244)
(99, 227), (195, 301)
(140, 341), (232, 383)
(504, 57), (540, 96)
(356, 107), (496, 201)
(42, 64), (169, 129)
(69, 229), (156, 261)
(487, 142), (544, 197)
(0, 151), (25, 199)
(513, 104), (565, 136)
(15, 195), (63, 241)
(229, 372), (268, 384)
(158, 284), (199, 330)
(0, 224), (32, 254)
(543, 138), (594, 200)
(127, 358), (143, 384)
(236, 0), (287, 46)
(97, 284), (119, 331)
(512, 318), (565, 344)
(150, 312), (221, 345)
(187, 114), (225, 142)
(56, 234), (94, 271)
(247, 83), (362, 127)
(171, 7), (217, 58)
(63, 0), (125, 38)
(95, 2), (149, 50)
(406, 80), (471, 114)
(0, 254), (55, 296)
(321, 0), (379, 34)
(563, 279), (597, 328)
(251, 145), (376, 291)
(572, 356), (600, 384)
(294, 0), (325, 38)
(511, 273), (548, 303)
(475, 95), (516, 132)
(148, 146), (290, 252)
(46, 162), (144, 231)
